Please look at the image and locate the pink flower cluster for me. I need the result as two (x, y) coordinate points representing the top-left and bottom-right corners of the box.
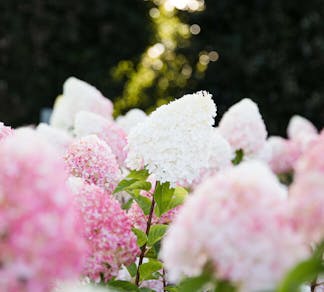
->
(72, 181), (139, 282)
(0, 129), (87, 292)
(0, 121), (13, 142)
(161, 161), (307, 292)
(266, 136), (301, 174)
(218, 99), (267, 156)
(74, 111), (128, 165)
(65, 135), (120, 194)
(289, 133), (324, 243)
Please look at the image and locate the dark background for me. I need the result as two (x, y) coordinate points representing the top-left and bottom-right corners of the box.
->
(0, 0), (323, 135)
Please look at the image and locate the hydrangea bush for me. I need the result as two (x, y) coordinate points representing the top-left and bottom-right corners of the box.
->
(1, 77), (323, 292)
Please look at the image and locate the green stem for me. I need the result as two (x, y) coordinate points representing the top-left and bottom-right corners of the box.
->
(135, 197), (156, 286)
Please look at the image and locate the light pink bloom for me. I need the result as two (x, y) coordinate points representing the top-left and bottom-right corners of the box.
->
(266, 136), (301, 174)
(74, 111), (128, 165)
(287, 115), (318, 152)
(289, 134), (324, 243)
(72, 182), (139, 282)
(0, 122), (13, 142)
(218, 99), (267, 156)
(161, 161), (307, 292)
(0, 129), (87, 292)
(65, 135), (120, 194)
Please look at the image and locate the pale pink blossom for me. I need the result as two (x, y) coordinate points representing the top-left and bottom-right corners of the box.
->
(74, 111), (128, 165)
(161, 161), (307, 292)
(218, 99), (267, 156)
(72, 182), (139, 282)
(0, 122), (13, 142)
(266, 136), (301, 174)
(0, 129), (87, 292)
(65, 135), (121, 194)
(289, 134), (324, 243)
(287, 115), (318, 152)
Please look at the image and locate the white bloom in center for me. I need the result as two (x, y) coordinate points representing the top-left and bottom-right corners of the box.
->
(126, 91), (218, 186)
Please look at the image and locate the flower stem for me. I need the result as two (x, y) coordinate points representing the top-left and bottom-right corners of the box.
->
(135, 197), (156, 286)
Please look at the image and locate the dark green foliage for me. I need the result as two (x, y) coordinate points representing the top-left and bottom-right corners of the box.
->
(1, 0), (323, 135)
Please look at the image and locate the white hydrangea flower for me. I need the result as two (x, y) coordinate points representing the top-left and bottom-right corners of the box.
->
(50, 77), (113, 131)
(36, 123), (73, 154)
(218, 98), (267, 157)
(116, 108), (147, 134)
(53, 280), (112, 292)
(126, 91), (217, 186)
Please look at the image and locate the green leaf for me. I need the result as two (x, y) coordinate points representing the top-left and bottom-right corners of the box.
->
(132, 228), (147, 247)
(232, 149), (244, 165)
(134, 195), (152, 216)
(114, 179), (138, 194)
(147, 224), (168, 246)
(127, 169), (150, 180)
(165, 286), (179, 292)
(154, 182), (175, 217)
(277, 257), (324, 292)
(138, 288), (154, 292)
(107, 280), (139, 291)
(126, 262), (137, 278)
(122, 198), (134, 210)
(216, 280), (237, 291)
(124, 181), (151, 192)
(168, 186), (188, 210)
(145, 246), (158, 259)
(178, 274), (211, 292)
(139, 259), (163, 281)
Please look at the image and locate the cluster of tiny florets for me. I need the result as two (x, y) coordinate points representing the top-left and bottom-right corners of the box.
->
(161, 161), (307, 292)
(0, 129), (87, 292)
(72, 182), (139, 282)
(65, 135), (121, 194)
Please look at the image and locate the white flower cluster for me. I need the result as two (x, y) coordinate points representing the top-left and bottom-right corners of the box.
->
(126, 91), (223, 185)
(116, 108), (147, 134)
(50, 77), (113, 131)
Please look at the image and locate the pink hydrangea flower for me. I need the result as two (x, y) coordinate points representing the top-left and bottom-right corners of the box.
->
(161, 161), (307, 292)
(0, 122), (13, 142)
(289, 134), (324, 243)
(287, 115), (318, 152)
(72, 181), (139, 282)
(294, 133), (324, 176)
(218, 99), (267, 156)
(65, 135), (121, 194)
(266, 136), (301, 174)
(74, 111), (128, 165)
(0, 129), (87, 292)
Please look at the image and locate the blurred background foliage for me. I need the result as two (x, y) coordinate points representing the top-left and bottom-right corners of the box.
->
(0, 0), (323, 135)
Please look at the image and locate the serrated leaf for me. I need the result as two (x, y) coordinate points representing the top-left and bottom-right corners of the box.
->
(139, 259), (163, 281)
(107, 280), (139, 291)
(147, 224), (168, 246)
(154, 182), (175, 217)
(126, 262), (137, 278)
(178, 274), (211, 292)
(132, 228), (147, 247)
